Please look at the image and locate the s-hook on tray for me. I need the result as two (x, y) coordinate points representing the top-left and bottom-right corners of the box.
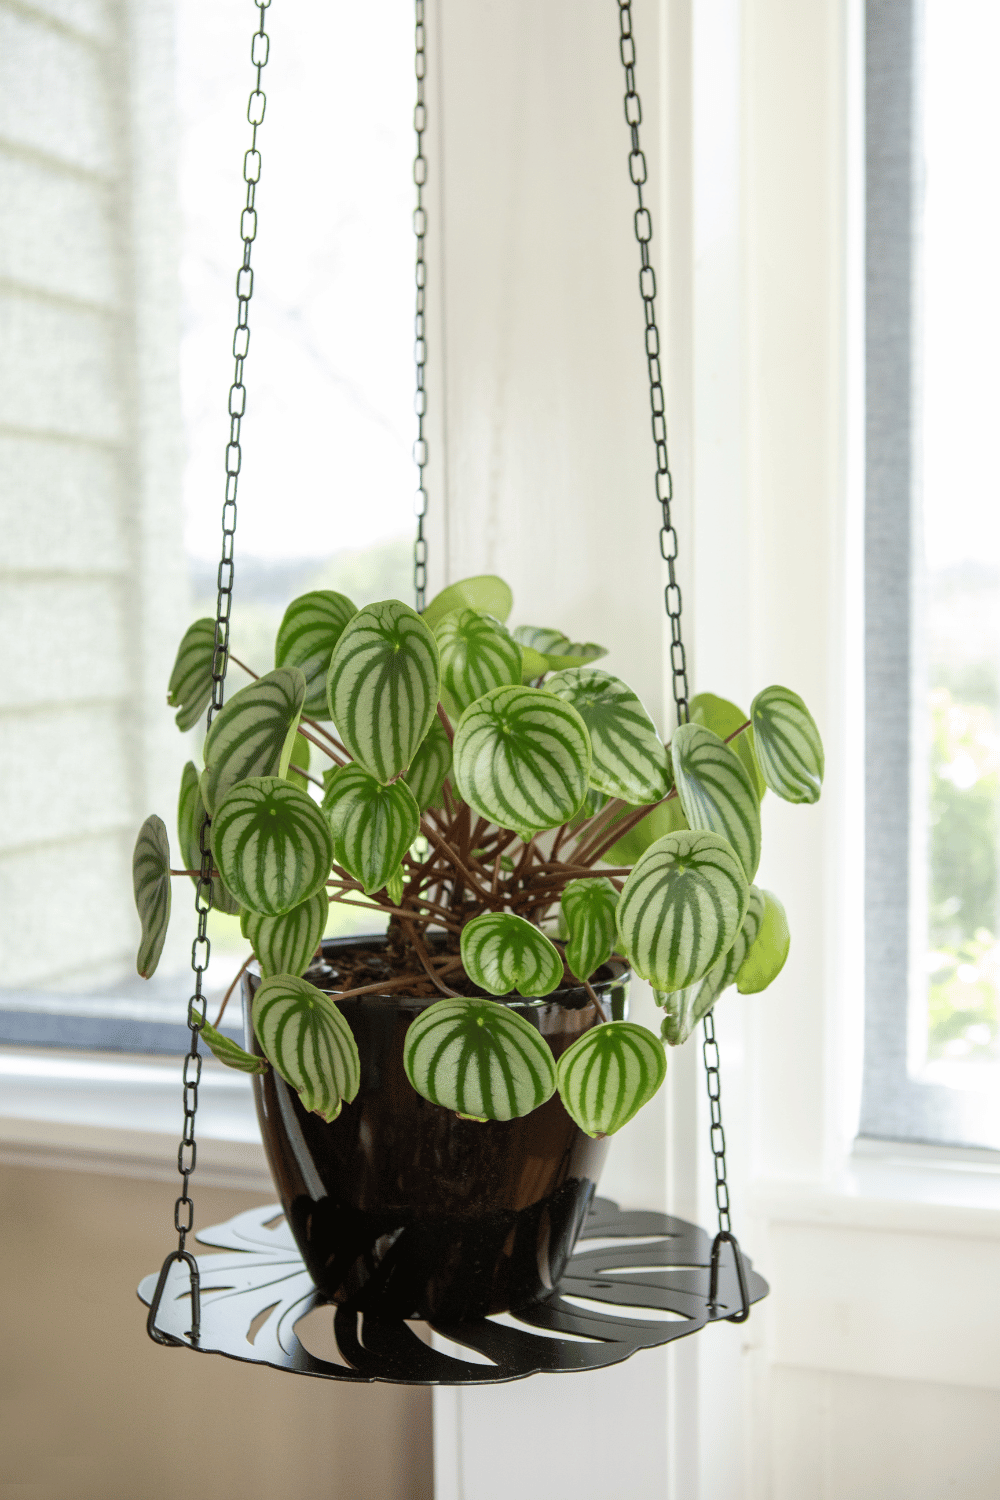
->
(138, 1196), (767, 1386)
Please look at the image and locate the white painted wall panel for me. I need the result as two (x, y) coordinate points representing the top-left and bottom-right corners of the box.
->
(0, 8), (116, 176)
(772, 1366), (1000, 1500)
(0, 151), (118, 308)
(0, 702), (132, 851)
(767, 1216), (1000, 1392)
(0, 294), (123, 441)
(0, 436), (125, 573)
(0, 578), (127, 709)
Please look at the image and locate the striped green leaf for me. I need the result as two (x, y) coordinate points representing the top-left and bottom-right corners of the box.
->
(275, 590), (357, 718)
(403, 997), (556, 1121)
(403, 715), (452, 811)
(750, 685), (824, 804)
(167, 618), (216, 732)
(616, 830), (749, 992)
(690, 692), (766, 801)
(452, 684), (592, 837)
(736, 889), (790, 992)
(519, 645), (550, 682)
(322, 764), (420, 895)
(657, 884), (766, 1044)
(252, 974), (360, 1123)
(212, 776), (334, 917)
(601, 795), (689, 868)
(460, 912), (563, 997)
(200, 667), (306, 816)
(200, 1018), (268, 1074)
(434, 609), (523, 720)
(556, 1021), (667, 1137)
(512, 625), (608, 671)
(133, 815), (171, 978)
(240, 888), (329, 978)
(288, 731), (310, 792)
(386, 866), (404, 905)
(546, 667), (672, 804)
(326, 600), (441, 784)
(177, 761), (239, 915)
(422, 574), (514, 632)
(561, 877), (619, 982)
(670, 722), (761, 880)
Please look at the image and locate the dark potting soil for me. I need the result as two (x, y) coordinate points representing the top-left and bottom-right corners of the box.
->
(309, 932), (612, 1002)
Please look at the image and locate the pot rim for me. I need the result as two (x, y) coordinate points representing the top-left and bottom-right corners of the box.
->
(243, 931), (631, 1013)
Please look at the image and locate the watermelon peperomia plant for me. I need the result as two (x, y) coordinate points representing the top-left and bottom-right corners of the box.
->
(133, 573), (823, 1138)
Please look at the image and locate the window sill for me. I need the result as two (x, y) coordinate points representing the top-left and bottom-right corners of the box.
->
(749, 1135), (1000, 1240)
(0, 1047), (270, 1191)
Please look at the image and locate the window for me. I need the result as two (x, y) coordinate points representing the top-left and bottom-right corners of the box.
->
(863, 0), (1000, 1148)
(0, 0), (417, 1057)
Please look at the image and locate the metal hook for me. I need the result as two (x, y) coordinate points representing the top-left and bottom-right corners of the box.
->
(146, 1249), (202, 1346)
(708, 1229), (751, 1324)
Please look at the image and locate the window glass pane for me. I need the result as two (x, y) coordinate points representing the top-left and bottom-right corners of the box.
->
(0, 0), (415, 1046)
(917, 0), (1000, 1100)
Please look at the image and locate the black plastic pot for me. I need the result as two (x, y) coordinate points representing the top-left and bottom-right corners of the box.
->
(242, 934), (630, 1322)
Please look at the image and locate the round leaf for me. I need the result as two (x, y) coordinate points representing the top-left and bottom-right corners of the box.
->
(133, 815), (171, 978)
(275, 590), (357, 718)
(561, 877), (619, 982)
(212, 776), (334, 917)
(435, 608), (523, 719)
(657, 884), (766, 1043)
(512, 625), (608, 670)
(404, 715), (452, 811)
(689, 691), (766, 801)
(556, 1021), (666, 1137)
(461, 912), (563, 997)
(403, 997), (556, 1121)
(616, 829), (749, 992)
(670, 722), (761, 881)
(750, 685), (824, 804)
(200, 667), (306, 816)
(240, 888), (329, 978)
(178, 760), (239, 915)
(323, 763), (420, 895)
(166, 618), (216, 732)
(546, 666), (672, 803)
(252, 975), (360, 1123)
(422, 574), (514, 632)
(452, 684), (592, 837)
(736, 889), (790, 992)
(326, 600), (441, 784)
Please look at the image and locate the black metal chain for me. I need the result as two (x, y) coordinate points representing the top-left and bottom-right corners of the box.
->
(147, 0), (272, 1348)
(617, 0), (749, 1323)
(617, 0), (688, 729)
(412, 0), (429, 611)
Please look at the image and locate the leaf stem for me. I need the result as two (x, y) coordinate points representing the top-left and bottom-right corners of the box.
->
(214, 953), (254, 1028)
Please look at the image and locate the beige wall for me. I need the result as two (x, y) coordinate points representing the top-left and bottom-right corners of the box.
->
(0, 1165), (432, 1500)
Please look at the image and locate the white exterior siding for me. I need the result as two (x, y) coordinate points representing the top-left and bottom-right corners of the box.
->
(0, 0), (187, 989)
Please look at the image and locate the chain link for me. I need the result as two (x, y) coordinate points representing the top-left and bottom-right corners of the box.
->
(617, 0), (688, 728)
(701, 1009), (730, 1232)
(150, 2), (271, 1345)
(412, 0), (429, 611)
(618, 2), (749, 1322)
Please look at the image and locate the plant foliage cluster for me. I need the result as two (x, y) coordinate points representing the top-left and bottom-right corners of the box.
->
(134, 575), (823, 1137)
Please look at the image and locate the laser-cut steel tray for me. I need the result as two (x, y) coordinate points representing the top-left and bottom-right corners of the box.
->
(138, 1196), (767, 1385)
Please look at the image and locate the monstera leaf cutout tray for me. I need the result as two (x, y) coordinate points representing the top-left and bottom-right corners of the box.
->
(138, 1196), (767, 1386)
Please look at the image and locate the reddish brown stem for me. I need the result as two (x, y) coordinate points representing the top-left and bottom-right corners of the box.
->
(214, 953), (254, 1028)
